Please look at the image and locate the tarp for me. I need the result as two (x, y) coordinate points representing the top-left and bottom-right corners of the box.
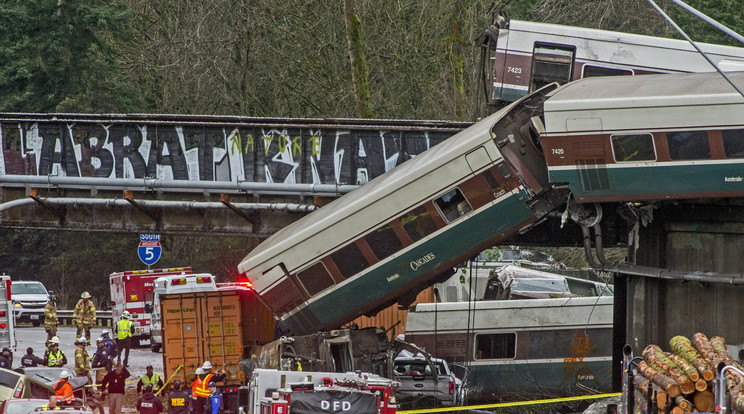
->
(289, 391), (378, 414)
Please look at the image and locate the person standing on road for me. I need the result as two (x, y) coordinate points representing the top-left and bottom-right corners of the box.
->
(101, 329), (118, 360)
(193, 362), (225, 414)
(74, 337), (92, 384)
(137, 365), (164, 394)
(21, 347), (44, 367)
(44, 295), (59, 347)
(136, 384), (163, 414)
(205, 382), (221, 414)
(0, 347), (12, 368)
(101, 363), (130, 414)
(44, 337), (68, 367)
(116, 311), (134, 367)
(168, 380), (189, 414)
(92, 338), (111, 388)
(73, 291), (97, 342)
(190, 367), (203, 412)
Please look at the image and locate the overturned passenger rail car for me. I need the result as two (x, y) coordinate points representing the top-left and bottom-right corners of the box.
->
(237, 85), (567, 335)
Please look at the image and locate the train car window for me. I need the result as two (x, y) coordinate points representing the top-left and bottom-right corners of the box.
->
(610, 134), (656, 162)
(365, 223), (403, 260)
(400, 206), (438, 242)
(582, 65), (633, 78)
(666, 131), (710, 160)
(722, 129), (744, 158)
(434, 188), (472, 223)
(475, 333), (516, 359)
(330, 243), (369, 279)
(496, 162), (511, 178)
(530, 42), (576, 92)
(297, 262), (335, 297)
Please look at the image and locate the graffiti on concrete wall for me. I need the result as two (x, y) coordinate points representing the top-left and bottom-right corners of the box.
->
(0, 121), (457, 185)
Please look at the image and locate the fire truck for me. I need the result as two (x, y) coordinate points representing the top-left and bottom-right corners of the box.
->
(109, 267), (192, 344)
(246, 369), (398, 414)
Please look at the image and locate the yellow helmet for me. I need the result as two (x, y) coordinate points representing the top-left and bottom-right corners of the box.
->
(81, 291), (91, 299)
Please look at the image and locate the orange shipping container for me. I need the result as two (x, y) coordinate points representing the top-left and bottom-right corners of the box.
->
(160, 287), (275, 386)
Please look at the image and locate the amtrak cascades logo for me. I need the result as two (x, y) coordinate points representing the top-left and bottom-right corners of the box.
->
(725, 176), (743, 182)
(410, 253), (436, 271)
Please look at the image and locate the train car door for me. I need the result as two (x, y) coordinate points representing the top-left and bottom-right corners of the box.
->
(529, 42), (576, 93)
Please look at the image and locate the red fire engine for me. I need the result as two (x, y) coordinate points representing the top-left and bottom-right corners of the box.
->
(109, 267), (191, 344)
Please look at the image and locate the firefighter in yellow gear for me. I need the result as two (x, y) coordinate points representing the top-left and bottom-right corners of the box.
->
(74, 337), (92, 385)
(44, 295), (59, 347)
(73, 292), (97, 341)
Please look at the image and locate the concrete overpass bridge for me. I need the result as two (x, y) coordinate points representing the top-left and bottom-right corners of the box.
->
(0, 113), (469, 237)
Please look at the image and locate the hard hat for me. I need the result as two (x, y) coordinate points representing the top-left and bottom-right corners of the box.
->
(202, 361), (212, 370)
(50, 336), (60, 345)
(122, 311), (131, 319)
(101, 329), (110, 336)
(146, 364), (153, 369)
(60, 370), (71, 379)
(81, 291), (91, 299)
(96, 337), (104, 343)
(76, 337), (87, 345)
(195, 368), (203, 375)
(208, 382), (216, 388)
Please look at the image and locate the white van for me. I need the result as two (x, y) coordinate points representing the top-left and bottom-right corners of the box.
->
(147, 273), (217, 352)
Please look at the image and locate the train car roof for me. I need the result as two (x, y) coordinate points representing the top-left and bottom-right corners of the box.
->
(238, 105), (513, 275)
(507, 20), (744, 59)
(543, 72), (744, 132)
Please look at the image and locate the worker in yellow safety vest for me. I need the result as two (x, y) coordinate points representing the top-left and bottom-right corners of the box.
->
(116, 311), (134, 367)
(137, 365), (164, 393)
(44, 337), (68, 367)
(192, 362), (225, 414)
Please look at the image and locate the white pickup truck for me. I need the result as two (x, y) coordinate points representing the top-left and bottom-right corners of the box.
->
(392, 351), (465, 409)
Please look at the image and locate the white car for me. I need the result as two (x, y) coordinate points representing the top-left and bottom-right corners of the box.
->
(10, 281), (50, 327)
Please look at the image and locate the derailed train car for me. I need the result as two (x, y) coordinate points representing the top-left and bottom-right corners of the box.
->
(539, 71), (744, 203)
(237, 85), (568, 335)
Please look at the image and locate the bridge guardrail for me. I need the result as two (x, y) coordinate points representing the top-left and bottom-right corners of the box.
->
(54, 310), (114, 327)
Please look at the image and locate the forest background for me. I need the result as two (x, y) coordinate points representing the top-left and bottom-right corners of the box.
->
(0, 0), (741, 307)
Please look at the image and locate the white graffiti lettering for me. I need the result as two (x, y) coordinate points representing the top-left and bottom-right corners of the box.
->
(410, 253), (436, 271)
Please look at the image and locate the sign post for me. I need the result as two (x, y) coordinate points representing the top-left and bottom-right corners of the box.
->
(138, 234), (162, 267)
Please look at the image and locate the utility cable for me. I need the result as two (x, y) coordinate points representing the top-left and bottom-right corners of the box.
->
(647, 0), (744, 100)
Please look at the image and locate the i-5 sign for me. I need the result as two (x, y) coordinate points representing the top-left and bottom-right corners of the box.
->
(138, 234), (162, 266)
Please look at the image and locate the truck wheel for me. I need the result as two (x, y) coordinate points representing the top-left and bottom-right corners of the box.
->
(151, 343), (161, 353)
(31, 320), (41, 327)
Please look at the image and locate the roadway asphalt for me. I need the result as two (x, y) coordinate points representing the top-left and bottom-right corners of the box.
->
(12, 324), (163, 383)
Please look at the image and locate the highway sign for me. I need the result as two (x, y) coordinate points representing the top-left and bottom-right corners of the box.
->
(138, 234), (162, 266)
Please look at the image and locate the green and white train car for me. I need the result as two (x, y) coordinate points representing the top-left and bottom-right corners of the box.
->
(540, 71), (744, 203)
(237, 86), (567, 335)
(404, 295), (614, 402)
